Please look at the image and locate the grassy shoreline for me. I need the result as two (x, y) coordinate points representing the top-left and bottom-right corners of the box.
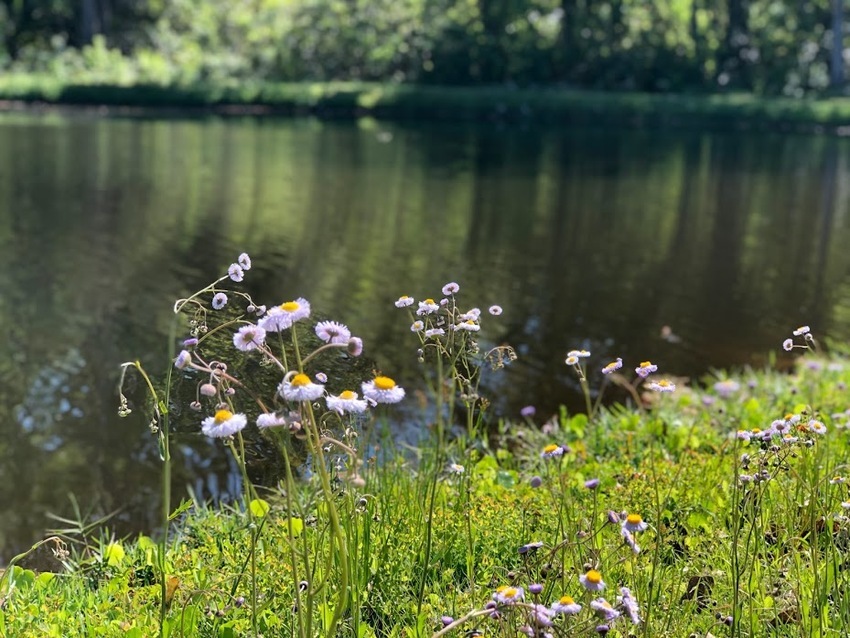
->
(3, 350), (850, 636)
(5, 75), (850, 131)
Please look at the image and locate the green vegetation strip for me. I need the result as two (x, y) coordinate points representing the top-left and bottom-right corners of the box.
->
(4, 75), (850, 129)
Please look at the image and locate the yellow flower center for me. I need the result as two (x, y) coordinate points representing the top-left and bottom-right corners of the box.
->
(784, 413), (793, 420)
(751, 428), (761, 434)
(640, 361), (651, 367)
(585, 570), (602, 584)
(559, 595), (575, 605)
(291, 373), (311, 387)
(626, 513), (642, 525)
(543, 444), (559, 454)
(424, 298), (435, 304)
(374, 376), (396, 390)
(659, 380), (671, 387)
(281, 301), (300, 312)
(495, 585), (508, 593)
(465, 319), (476, 325)
(214, 409), (233, 423)
(339, 390), (356, 400)
(504, 587), (518, 598)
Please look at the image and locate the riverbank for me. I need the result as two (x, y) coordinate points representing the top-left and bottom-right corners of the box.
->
(2, 347), (849, 636)
(4, 74), (850, 131)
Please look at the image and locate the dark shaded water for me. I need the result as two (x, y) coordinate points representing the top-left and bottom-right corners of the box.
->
(2, 112), (850, 560)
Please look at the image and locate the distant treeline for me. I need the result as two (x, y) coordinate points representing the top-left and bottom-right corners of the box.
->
(0, 0), (846, 95)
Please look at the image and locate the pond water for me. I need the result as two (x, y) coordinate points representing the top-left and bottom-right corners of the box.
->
(2, 111), (850, 561)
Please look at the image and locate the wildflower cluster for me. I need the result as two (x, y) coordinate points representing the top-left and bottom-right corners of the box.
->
(735, 412), (828, 488)
(782, 325), (818, 353)
(394, 282), (514, 424)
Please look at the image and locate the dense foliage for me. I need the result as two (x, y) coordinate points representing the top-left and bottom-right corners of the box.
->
(0, 0), (847, 95)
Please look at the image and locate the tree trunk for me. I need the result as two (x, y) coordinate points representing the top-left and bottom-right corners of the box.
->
(80, 0), (98, 45)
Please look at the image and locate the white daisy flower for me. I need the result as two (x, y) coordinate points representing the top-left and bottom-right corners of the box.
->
(488, 305), (503, 316)
(256, 412), (289, 428)
(793, 325), (811, 336)
(540, 444), (564, 459)
(425, 328), (445, 338)
(459, 308), (481, 321)
(326, 390), (368, 415)
(809, 420), (827, 435)
(454, 319), (480, 332)
(551, 595), (582, 615)
(635, 361), (658, 378)
(362, 376), (405, 404)
(416, 298), (440, 315)
(238, 252), (251, 270)
(646, 379), (676, 392)
(259, 298), (311, 332)
(492, 586), (524, 605)
(782, 338), (794, 351)
(233, 324), (266, 351)
(565, 355), (579, 366)
(579, 570), (606, 592)
(279, 373), (324, 402)
(228, 263), (244, 282)
(621, 513), (648, 533)
(315, 320), (351, 344)
(411, 320), (424, 332)
(602, 358), (623, 375)
(201, 409), (247, 438)
(394, 295), (414, 308)
(589, 598), (619, 621)
(567, 349), (591, 358)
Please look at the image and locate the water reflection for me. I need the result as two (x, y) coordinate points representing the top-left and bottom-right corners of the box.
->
(1, 113), (850, 560)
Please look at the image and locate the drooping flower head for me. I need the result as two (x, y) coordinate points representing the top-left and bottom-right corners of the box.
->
(362, 376), (405, 404)
(315, 320), (351, 344)
(488, 305), (503, 316)
(394, 295), (414, 308)
(347, 336), (364, 357)
(201, 409), (247, 438)
(793, 325), (811, 336)
(454, 319), (480, 332)
(233, 324), (266, 352)
(256, 412), (290, 429)
(279, 373), (325, 402)
(590, 598), (620, 621)
(425, 328), (445, 338)
(782, 338), (794, 352)
(237, 252), (251, 270)
(326, 390), (369, 415)
(174, 350), (192, 370)
(212, 292), (228, 310)
(228, 263), (244, 282)
(441, 282), (460, 296)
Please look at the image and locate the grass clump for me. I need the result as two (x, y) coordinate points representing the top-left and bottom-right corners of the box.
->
(2, 261), (850, 637)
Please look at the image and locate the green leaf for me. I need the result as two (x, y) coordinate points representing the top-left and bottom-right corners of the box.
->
(104, 542), (126, 567)
(36, 572), (55, 587)
(168, 499), (194, 521)
(249, 498), (270, 518)
(283, 517), (303, 537)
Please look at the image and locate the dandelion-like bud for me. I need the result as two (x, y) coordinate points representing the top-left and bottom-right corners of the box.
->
(200, 383), (217, 397)
(530, 476), (543, 488)
(174, 350), (192, 369)
(347, 337), (364, 356)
